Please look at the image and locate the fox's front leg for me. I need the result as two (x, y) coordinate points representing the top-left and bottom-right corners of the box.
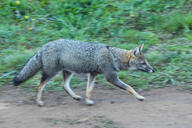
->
(86, 73), (97, 105)
(104, 71), (145, 101)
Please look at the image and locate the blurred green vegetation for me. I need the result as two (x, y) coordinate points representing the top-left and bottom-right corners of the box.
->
(0, 0), (192, 90)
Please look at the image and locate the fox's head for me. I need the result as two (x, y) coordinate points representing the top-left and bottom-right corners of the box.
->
(127, 44), (155, 73)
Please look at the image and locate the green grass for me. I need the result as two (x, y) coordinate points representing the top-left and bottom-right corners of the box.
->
(0, 0), (192, 90)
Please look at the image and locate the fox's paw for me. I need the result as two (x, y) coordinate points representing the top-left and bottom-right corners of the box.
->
(85, 98), (95, 105)
(137, 95), (145, 101)
(37, 100), (45, 106)
(73, 95), (83, 101)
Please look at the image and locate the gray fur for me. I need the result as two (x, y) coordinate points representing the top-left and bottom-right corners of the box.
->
(13, 39), (154, 86)
(13, 51), (42, 85)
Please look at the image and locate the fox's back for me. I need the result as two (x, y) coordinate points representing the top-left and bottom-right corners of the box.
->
(40, 39), (109, 73)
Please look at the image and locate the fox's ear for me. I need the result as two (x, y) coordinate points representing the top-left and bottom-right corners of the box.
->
(133, 47), (140, 56)
(133, 44), (144, 56)
(139, 43), (144, 53)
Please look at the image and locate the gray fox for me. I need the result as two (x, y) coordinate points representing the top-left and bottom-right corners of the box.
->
(13, 39), (155, 106)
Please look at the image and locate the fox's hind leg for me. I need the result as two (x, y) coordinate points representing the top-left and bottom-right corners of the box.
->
(36, 73), (52, 106)
(62, 71), (82, 100)
(85, 73), (97, 105)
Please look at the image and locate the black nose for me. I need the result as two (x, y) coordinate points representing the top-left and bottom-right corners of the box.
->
(151, 69), (155, 72)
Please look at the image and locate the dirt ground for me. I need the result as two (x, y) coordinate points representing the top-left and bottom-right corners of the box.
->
(0, 85), (192, 128)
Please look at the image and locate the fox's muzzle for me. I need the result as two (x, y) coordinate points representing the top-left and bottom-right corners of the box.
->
(148, 68), (155, 73)
(139, 68), (155, 73)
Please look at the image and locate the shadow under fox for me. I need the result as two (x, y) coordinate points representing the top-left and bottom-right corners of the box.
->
(13, 39), (155, 106)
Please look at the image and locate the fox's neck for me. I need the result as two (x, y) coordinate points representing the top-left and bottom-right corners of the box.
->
(109, 47), (133, 70)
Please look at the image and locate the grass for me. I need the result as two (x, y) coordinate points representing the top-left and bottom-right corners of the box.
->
(0, 0), (192, 90)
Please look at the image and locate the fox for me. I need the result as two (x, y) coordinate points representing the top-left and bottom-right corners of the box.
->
(13, 39), (155, 106)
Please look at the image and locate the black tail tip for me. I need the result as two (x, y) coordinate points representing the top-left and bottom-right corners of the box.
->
(13, 77), (22, 86)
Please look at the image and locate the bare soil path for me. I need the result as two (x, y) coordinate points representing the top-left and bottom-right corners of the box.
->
(0, 86), (192, 128)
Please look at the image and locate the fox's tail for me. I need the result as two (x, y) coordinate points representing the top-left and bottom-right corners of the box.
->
(13, 52), (42, 86)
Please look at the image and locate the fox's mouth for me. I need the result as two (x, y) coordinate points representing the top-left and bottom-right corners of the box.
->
(139, 68), (155, 73)
(139, 68), (148, 72)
